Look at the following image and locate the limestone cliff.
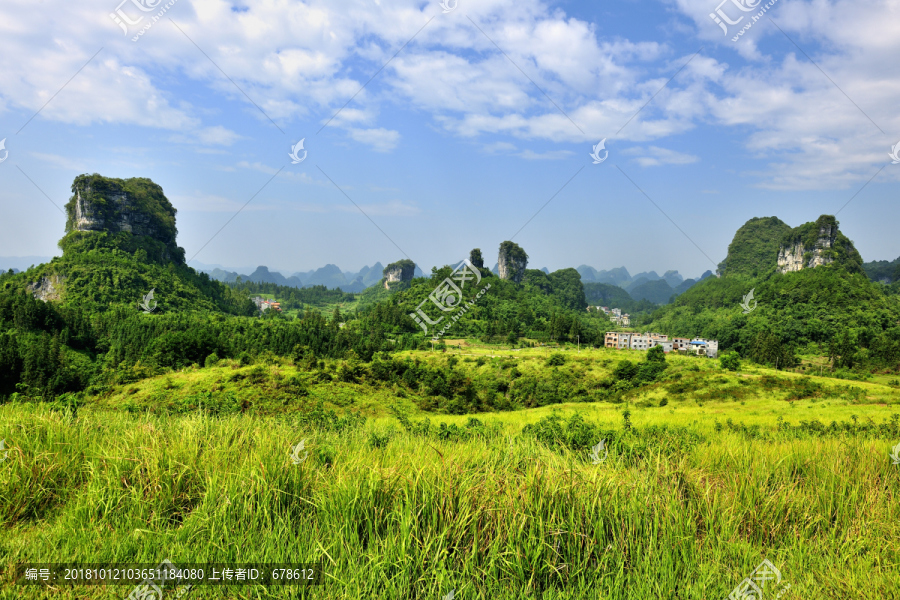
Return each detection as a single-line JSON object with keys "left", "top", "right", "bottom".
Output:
{"left": 498, "top": 241, "right": 528, "bottom": 283}
{"left": 383, "top": 259, "right": 415, "bottom": 289}
{"left": 776, "top": 215, "right": 862, "bottom": 275}
{"left": 62, "top": 174, "right": 185, "bottom": 264}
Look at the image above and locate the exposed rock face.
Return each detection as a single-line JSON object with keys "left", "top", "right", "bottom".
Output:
{"left": 776, "top": 217, "right": 855, "bottom": 274}
{"left": 27, "top": 275, "right": 66, "bottom": 302}
{"left": 72, "top": 180, "right": 168, "bottom": 239}
{"left": 383, "top": 259, "right": 415, "bottom": 289}
{"left": 498, "top": 241, "right": 528, "bottom": 283}
{"left": 64, "top": 174, "right": 183, "bottom": 263}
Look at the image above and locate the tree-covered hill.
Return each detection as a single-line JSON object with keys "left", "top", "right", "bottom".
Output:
{"left": 644, "top": 215, "right": 900, "bottom": 368}
{"left": 715, "top": 216, "right": 791, "bottom": 278}
{"left": 371, "top": 263, "right": 611, "bottom": 345}
{"left": 628, "top": 279, "right": 676, "bottom": 305}
{"left": 864, "top": 256, "right": 900, "bottom": 284}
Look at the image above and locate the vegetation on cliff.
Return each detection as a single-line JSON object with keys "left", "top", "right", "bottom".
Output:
{"left": 715, "top": 216, "right": 791, "bottom": 278}
{"left": 780, "top": 215, "right": 863, "bottom": 274}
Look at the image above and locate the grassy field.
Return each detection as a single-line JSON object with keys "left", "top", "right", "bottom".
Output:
{"left": 2, "top": 346, "right": 900, "bottom": 598}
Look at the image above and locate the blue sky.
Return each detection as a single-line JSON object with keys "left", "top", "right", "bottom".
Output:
{"left": 0, "top": 0, "right": 898, "bottom": 278}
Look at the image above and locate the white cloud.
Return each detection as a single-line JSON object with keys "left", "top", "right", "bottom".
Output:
{"left": 0, "top": 0, "right": 897, "bottom": 190}
{"left": 346, "top": 127, "right": 400, "bottom": 152}
{"left": 29, "top": 152, "right": 89, "bottom": 172}
{"left": 170, "top": 125, "right": 242, "bottom": 147}
{"left": 623, "top": 145, "right": 699, "bottom": 167}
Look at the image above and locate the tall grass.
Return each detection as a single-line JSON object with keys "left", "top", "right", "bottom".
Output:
{"left": 1, "top": 403, "right": 899, "bottom": 599}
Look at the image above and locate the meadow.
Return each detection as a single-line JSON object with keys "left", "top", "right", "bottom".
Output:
{"left": 2, "top": 345, "right": 899, "bottom": 599}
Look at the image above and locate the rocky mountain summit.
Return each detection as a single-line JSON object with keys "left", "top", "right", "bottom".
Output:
{"left": 383, "top": 259, "right": 415, "bottom": 289}
{"left": 498, "top": 241, "right": 528, "bottom": 283}
{"left": 776, "top": 215, "right": 863, "bottom": 275}
{"left": 62, "top": 174, "right": 185, "bottom": 264}
{"left": 715, "top": 215, "right": 861, "bottom": 278}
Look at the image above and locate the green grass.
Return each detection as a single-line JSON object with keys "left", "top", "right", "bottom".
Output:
{"left": 2, "top": 398, "right": 900, "bottom": 599}
{"left": 2, "top": 347, "right": 900, "bottom": 598}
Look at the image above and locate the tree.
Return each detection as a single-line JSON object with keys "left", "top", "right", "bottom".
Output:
{"left": 646, "top": 345, "right": 666, "bottom": 363}
{"left": 829, "top": 329, "right": 857, "bottom": 370}
{"left": 469, "top": 248, "right": 484, "bottom": 269}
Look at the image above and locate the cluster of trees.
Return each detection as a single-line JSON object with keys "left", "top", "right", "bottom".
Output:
{"left": 228, "top": 280, "right": 356, "bottom": 311}
{"left": 381, "top": 263, "right": 612, "bottom": 345}
{"left": 0, "top": 283, "right": 406, "bottom": 399}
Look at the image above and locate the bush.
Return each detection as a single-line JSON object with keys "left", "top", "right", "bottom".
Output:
{"left": 522, "top": 413, "right": 602, "bottom": 451}
{"left": 204, "top": 352, "right": 220, "bottom": 368}
{"left": 613, "top": 360, "right": 638, "bottom": 381}
{"left": 719, "top": 352, "right": 741, "bottom": 371}
{"left": 367, "top": 429, "right": 393, "bottom": 449}
{"left": 546, "top": 353, "right": 566, "bottom": 366}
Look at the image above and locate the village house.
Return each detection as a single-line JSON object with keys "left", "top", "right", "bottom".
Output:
{"left": 672, "top": 337, "right": 691, "bottom": 351}
{"left": 605, "top": 331, "right": 717, "bottom": 357}
{"left": 689, "top": 338, "right": 718, "bottom": 358}
{"left": 251, "top": 296, "right": 282, "bottom": 312}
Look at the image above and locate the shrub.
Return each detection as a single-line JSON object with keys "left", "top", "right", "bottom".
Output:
{"left": 204, "top": 352, "right": 220, "bottom": 368}
{"left": 521, "top": 413, "right": 602, "bottom": 451}
{"left": 613, "top": 360, "right": 638, "bottom": 381}
{"left": 546, "top": 353, "right": 566, "bottom": 366}
{"left": 719, "top": 352, "right": 741, "bottom": 371}
{"left": 367, "top": 429, "right": 393, "bottom": 449}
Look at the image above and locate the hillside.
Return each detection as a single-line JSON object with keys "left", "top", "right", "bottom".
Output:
{"left": 629, "top": 279, "right": 676, "bottom": 305}
{"left": 645, "top": 215, "right": 900, "bottom": 366}
{"left": 863, "top": 256, "right": 900, "bottom": 284}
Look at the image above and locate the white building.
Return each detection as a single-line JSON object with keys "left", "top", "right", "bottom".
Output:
{"left": 689, "top": 338, "right": 719, "bottom": 358}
